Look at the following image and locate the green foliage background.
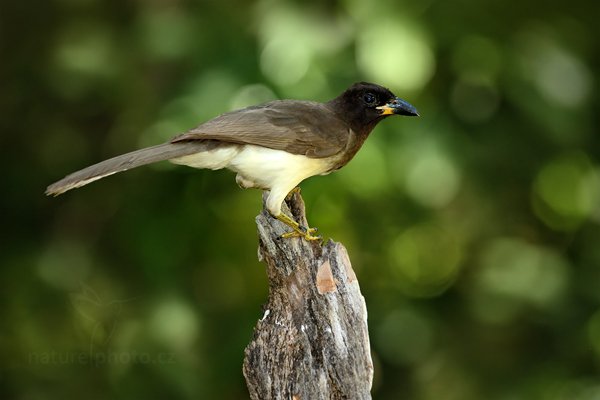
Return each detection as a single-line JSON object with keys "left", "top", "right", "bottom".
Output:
{"left": 1, "top": 0, "right": 599, "bottom": 398}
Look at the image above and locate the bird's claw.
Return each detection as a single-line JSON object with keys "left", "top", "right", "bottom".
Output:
{"left": 281, "top": 226, "right": 321, "bottom": 241}
{"left": 275, "top": 212, "right": 321, "bottom": 242}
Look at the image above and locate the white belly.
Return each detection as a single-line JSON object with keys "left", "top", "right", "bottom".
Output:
{"left": 229, "top": 145, "right": 332, "bottom": 188}
{"left": 170, "top": 144, "right": 335, "bottom": 215}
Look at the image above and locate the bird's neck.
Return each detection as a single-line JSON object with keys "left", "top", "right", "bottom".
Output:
{"left": 325, "top": 100, "right": 382, "bottom": 139}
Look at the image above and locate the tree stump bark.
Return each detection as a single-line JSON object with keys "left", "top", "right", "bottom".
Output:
{"left": 243, "top": 191, "right": 373, "bottom": 400}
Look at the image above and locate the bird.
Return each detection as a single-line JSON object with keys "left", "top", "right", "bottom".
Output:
{"left": 46, "top": 82, "right": 418, "bottom": 240}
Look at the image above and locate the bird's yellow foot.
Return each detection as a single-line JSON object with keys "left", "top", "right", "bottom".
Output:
{"left": 276, "top": 213, "right": 321, "bottom": 241}
{"left": 281, "top": 226, "right": 320, "bottom": 241}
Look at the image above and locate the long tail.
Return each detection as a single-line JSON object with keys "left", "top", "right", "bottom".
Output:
{"left": 46, "top": 141, "right": 212, "bottom": 196}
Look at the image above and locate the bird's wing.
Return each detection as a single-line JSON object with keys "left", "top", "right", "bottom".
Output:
{"left": 170, "top": 100, "right": 350, "bottom": 158}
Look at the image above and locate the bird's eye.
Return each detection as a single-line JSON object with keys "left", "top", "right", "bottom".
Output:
{"left": 363, "top": 93, "right": 377, "bottom": 106}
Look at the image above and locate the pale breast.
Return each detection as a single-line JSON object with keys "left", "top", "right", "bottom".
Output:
{"left": 228, "top": 145, "right": 335, "bottom": 190}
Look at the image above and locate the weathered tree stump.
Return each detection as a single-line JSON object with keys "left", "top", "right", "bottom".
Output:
{"left": 243, "top": 191, "right": 373, "bottom": 400}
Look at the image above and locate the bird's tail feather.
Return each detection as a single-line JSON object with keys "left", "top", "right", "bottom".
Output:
{"left": 45, "top": 141, "right": 212, "bottom": 196}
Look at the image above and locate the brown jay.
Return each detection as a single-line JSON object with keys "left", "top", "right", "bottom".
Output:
{"left": 46, "top": 82, "right": 418, "bottom": 240}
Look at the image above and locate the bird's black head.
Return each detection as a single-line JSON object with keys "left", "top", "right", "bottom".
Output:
{"left": 328, "top": 82, "right": 418, "bottom": 135}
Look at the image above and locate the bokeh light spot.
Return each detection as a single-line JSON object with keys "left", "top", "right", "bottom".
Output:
{"left": 533, "top": 152, "right": 599, "bottom": 230}
{"left": 476, "top": 237, "right": 568, "bottom": 308}
{"left": 256, "top": 4, "right": 352, "bottom": 86}
{"left": 518, "top": 31, "right": 592, "bottom": 108}
{"left": 533, "top": 45, "right": 592, "bottom": 108}
{"left": 229, "top": 84, "right": 277, "bottom": 110}
{"left": 54, "top": 26, "right": 115, "bottom": 77}
{"left": 150, "top": 298, "right": 200, "bottom": 352}
{"left": 336, "top": 139, "right": 388, "bottom": 199}
{"left": 357, "top": 20, "right": 435, "bottom": 92}
{"left": 405, "top": 149, "right": 461, "bottom": 208}
{"left": 260, "top": 38, "right": 310, "bottom": 86}
{"left": 388, "top": 223, "right": 462, "bottom": 297}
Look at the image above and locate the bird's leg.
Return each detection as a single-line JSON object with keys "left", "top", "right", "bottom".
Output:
{"left": 275, "top": 213, "right": 321, "bottom": 241}
{"left": 267, "top": 187, "right": 320, "bottom": 241}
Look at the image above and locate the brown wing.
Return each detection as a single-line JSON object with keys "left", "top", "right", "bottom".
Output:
{"left": 170, "top": 100, "right": 350, "bottom": 158}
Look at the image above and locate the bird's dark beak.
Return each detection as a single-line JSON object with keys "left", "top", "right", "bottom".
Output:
{"left": 377, "top": 98, "right": 419, "bottom": 117}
